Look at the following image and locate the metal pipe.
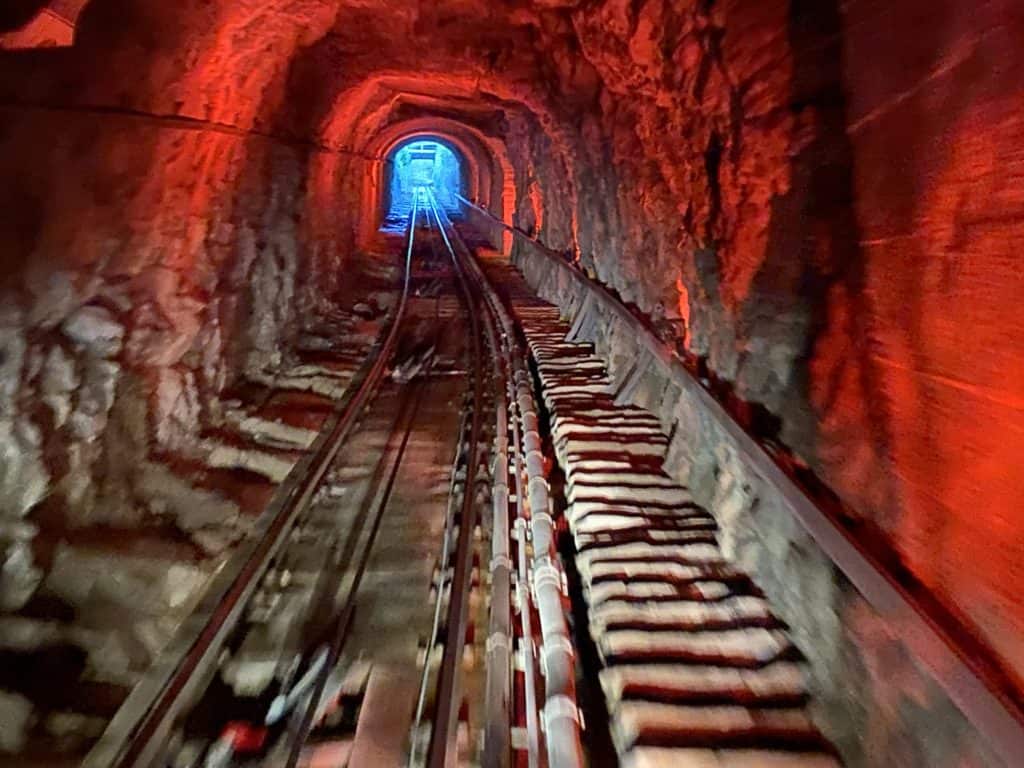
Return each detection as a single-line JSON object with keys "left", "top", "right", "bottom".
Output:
{"left": 543, "top": 696, "right": 584, "bottom": 768}
{"left": 510, "top": 393, "right": 542, "bottom": 768}
{"left": 480, "top": 277, "right": 545, "bottom": 767}
{"left": 423, "top": 190, "right": 488, "bottom": 768}
{"left": 441, "top": 194, "right": 582, "bottom": 768}
{"left": 510, "top": 348, "right": 584, "bottom": 768}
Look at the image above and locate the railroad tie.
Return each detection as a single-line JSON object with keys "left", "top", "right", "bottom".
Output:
{"left": 492, "top": 262, "right": 842, "bottom": 767}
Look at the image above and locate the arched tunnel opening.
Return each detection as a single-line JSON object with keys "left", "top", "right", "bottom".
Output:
{"left": 381, "top": 138, "right": 465, "bottom": 231}
{"left": 0, "top": 2, "right": 1022, "bottom": 767}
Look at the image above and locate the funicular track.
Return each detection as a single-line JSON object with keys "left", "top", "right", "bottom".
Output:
{"left": 70, "top": 187, "right": 871, "bottom": 768}
{"left": 82, "top": 190, "right": 496, "bottom": 768}
{"left": 450, "top": 199, "right": 1024, "bottom": 768}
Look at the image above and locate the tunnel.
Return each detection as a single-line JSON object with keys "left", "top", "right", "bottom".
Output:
{"left": 381, "top": 137, "right": 465, "bottom": 231}
{"left": 0, "top": 1, "right": 1022, "bottom": 767}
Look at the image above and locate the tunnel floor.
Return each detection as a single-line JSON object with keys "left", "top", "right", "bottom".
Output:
{"left": 0, "top": 208, "right": 842, "bottom": 768}
{"left": 0, "top": 201, "right": 1012, "bottom": 768}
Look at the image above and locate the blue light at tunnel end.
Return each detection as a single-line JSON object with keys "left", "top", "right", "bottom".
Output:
{"left": 383, "top": 139, "right": 464, "bottom": 229}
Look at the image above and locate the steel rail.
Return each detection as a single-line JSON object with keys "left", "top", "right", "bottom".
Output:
{"left": 421, "top": 189, "right": 489, "bottom": 768}
{"left": 456, "top": 193, "right": 1024, "bottom": 768}
{"left": 272, "top": 191, "right": 470, "bottom": 765}
{"left": 439, "top": 203, "right": 583, "bottom": 768}
{"left": 408, "top": 409, "right": 472, "bottom": 768}
{"left": 85, "top": 192, "right": 423, "bottom": 768}
{"left": 409, "top": 201, "right": 482, "bottom": 767}
{"left": 277, "top": 193, "right": 431, "bottom": 766}
{"left": 283, "top": 376, "right": 429, "bottom": 768}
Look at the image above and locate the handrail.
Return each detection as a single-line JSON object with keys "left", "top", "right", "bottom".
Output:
{"left": 456, "top": 194, "right": 1024, "bottom": 767}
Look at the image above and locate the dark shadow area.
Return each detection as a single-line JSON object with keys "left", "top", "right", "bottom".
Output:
{"left": 0, "top": 1, "right": 50, "bottom": 32}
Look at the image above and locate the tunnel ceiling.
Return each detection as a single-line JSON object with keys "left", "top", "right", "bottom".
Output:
{"left": 2, "top": 0, "right": 1024, "bottom": 709}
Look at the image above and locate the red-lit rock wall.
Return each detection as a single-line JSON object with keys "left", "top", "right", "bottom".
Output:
{"left": 826, "top": 0, "right": 1024, "bottom": 686}
{"left": 0, "top": 11, "right": 73, "bottom": 49}
{"left": 0, "top": 2, "right": 88, "bottom": 49}
{"left": 0, "top": 0, "right": 1021, "bottom": 753}
{"left": 506, "top": 0, "right": 1024, "bottom": 705}
{"left": 0, "top": 0, "right": 352, "bottom": 609}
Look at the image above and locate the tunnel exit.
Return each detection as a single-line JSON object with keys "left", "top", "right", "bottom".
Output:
{"left": 382, "top": 138, "right": 463, "bottom": 230}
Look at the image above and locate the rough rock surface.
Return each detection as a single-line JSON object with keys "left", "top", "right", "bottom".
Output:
{"left": 0, "top": 689, "right": 34, "bottom": 752}
{"left": 512, "top": 242, "right": 1004, "bottom": 768}
{"left": 33, "top": 544, "right": 210, "bottom": 683}
{"left": 0, "top": 0, "right": 1021, "bottom": 763}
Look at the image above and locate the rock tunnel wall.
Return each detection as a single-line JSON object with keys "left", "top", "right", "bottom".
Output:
{"left": 488, "top": 218, "right": 1004, "bottom": 768}
{"left": 493, "top": 0, "right": 1024, "bottom": 717}
{"left": 0, "top": 112, "right": 345, "bottom": 599}
{"left": 0, "top": 0, "right": 362, "bottom": 611}
{"left": 0, "top": 0, "right": 1020, "bottom": 760}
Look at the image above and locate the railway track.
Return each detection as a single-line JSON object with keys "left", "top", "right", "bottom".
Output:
{"left": 468, "top": 250, "right": 842, "bottom": 768}
{"left": 76, "top": 193, "right": 863, "bottom": 768}
{"left": 82, "top": 190, "right": 496, "bottom": 768}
